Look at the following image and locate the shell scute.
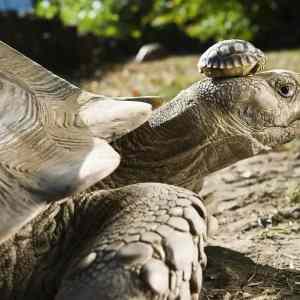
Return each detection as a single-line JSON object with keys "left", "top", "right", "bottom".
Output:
{"left": 198, "top": 39, "right": 266, "bottom": 78}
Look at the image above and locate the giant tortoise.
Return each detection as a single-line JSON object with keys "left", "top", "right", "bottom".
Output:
{"left": 0, "top": 40, "right": 299, "bottom": 300}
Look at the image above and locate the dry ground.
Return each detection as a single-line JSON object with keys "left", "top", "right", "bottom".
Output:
{"left": 200, "top": 144, "right": 300, "bottom": 299}
{"left": 82, "top": 49, "right": 300, "bottom": 299}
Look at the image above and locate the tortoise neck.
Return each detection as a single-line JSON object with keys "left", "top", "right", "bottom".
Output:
{"left": 105, "top": 89, "right": 256, "bottom": 193}
{"left": 104, "top": 100, "right": 195, "bottom": 192}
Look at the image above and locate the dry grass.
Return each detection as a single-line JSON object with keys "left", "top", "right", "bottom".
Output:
{"left": 81, "top": 48, "right": 300, "bottom": 101}
{"left": 81, "top": 55, "right": 201, "bottom": 100}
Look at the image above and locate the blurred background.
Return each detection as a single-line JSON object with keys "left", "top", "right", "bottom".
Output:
{"left": 1, "top": 0, "right": 300, "bottom": 98}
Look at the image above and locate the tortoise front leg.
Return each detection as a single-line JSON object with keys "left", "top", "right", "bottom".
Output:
{"left": 55, "top": 183, "right": 209, "bottom": 300}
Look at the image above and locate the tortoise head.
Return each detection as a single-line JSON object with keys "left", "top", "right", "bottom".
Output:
{"left": 0, "top": 41, "right": 152, "bottom": 243}
{"left": 220, "top": 70, "right": 300, "bottom": 149}
{"left": 183, "top": 69, "right": 300, "bottom": 156}
{"left": 192, "top": 40, "right": 300, "bottom": 156}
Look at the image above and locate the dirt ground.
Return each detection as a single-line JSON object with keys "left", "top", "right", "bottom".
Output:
{"left": 200, "top": 142, "right": 300, "bottom": 299}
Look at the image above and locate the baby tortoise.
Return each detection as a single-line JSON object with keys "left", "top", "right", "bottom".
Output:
{"left": 198, "top": 39, "right": 266, "bottom": 78}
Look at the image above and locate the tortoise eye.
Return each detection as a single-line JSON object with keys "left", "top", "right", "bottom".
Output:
{"left": 279, "top": 85, "right": 290, "bottom": 97}
{"left": 276, "top": 81, "right": 296, "bottom": 98}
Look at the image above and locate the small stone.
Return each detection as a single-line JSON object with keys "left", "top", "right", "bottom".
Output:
{"left": 135, "top": 43, "right": 166, "bottom": 63}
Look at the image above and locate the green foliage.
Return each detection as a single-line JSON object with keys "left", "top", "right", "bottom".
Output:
{"left": 35, "top": 0, "right": 154, "bottom": 39}
{"left": 34, "top": 0, "right": 255, "bottom": 41}
{"left": 150, "top": 0, "right": 254, "bottom": 41}
{"left": 34, "top": 0, "right": 300, "bottom": 49}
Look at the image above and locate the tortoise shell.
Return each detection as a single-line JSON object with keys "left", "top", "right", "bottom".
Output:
{"left": 198, "top": 39, "right": 266, "bottom": 78}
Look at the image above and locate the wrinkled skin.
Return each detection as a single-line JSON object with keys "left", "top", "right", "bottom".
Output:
{"left": 2, "top": 70, "right": 300, "bottom": 300}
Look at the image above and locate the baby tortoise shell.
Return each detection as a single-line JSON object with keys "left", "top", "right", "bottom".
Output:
{"left": 198, "top": 39, "right": 266, "bottom": 78}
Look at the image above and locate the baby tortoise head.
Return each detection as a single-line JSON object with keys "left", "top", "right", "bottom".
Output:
{"left": 198, "top": 39, "right": 266, "bottom": 78}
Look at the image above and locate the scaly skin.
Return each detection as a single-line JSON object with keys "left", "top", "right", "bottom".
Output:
{"left": 0, "top": 183, "right": 208, "bottom": 300}
{"left": 2, "top": 70, "right": 300, "bottom": 300}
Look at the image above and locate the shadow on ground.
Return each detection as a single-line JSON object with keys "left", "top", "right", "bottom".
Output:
{"left": 202, "top": 246, "right": 300, "bottom": 299}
